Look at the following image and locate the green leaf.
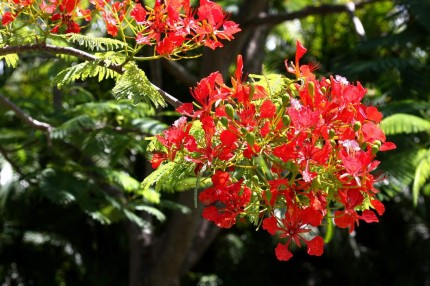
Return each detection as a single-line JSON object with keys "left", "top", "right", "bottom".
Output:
{"left": 132, "top": 118, "right": 168, "bottom": 135}
{"left": 99, "top": 169, "right": 140, "bottom": 192}
{"left": 380, "top": 113, "right": 430, "bottom": 135}
{"left": 53, "top": 61, "right": 117, "bottom": 88}
{"left": 112, "top": 63, "right": 166, "bottom": 107}
{"left": 51, "top": 114, "right": 96, "bottom": 139}
{"left": 141, "top": 188, "right": 161, "bottom": 204}
{"left": 140, "top": 161, "right": 177, "bottom": 194}
{"left": 57, "top": 33, "right": 128, "bottom": 51}
{"left": 134, "top": 205, "right": 166, "bottom": 222}
{"left": 0, "top": 54, "right": 19, "bottom": 68}
{"left": 413, "top": 149, "right": 430, "bottom": 205}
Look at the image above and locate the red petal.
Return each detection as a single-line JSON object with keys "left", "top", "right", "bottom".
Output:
{"left": 362, "top": 122, "right": 386, "bottom": 142}
{"left": 275, "top": 243, "right": 293, "bottom": 261}
{"left": 334, "top": 210, "right": 355, "bottom": 232}
{"left": 295, "top": 40, "right": 307, "bottom": 64}
{"left": 366, "top": 106, "right": 383, "bottom": 123}
{"left": 260, "top": 100, "right": 276, "bottom": 118}
{"left": 2, "top": 12, "right": 16, "bottom": 26}
{"left": 379, "top": 141, "right": 396, "bottom": 151}
{"left": 360, "top": 210, "right": 379, "bottom": 223}
{"left": 130, "top": 3, "right": 147, "bottom": 24}
{"left": 262, "top": 216, "right": 279, "bottom": 235}
{"left": 176, "top": 103, "right": 194, "bottom": 116}
{"left": 306, "top": 236, "right": 324, "bottom": 256}
{"left": 220, "top": 129, "right": 238, "bottom": 146}
{"left": 235, "top": 55, "right": 243, "bottom": 82}
{"left": 371, "top": 200, "right": 385, "bottom": 216}
{"left": 211, "top": 171, "right": 230, "bottom": 187}
{"left": 301, "top": 207, "right": 323, "bottom": 227}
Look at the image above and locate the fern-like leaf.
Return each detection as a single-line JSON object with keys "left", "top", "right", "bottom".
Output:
{"left": 413, "top": 148, "right": 430, "bottom": 205}
{"left": 134, "top": 205, "right": 166, "bottom": 222}
{"left": 380, "top": 113, "right": 430, "bottom": 135}
{"left": 53, "top": 33, "right": 128, "bottom": 51}
{"left": 250, "top": 73, "right": 291, "bottom": 98}
{"left": 140, "top": 162, "right": 177, "bottom": 197}
{"left": 132, "top": 117, "right": 168, "bottom": 135}
{"left": 112, "top": 63, "right": 166, "bottom": 107}
{"left": 51, "top": 114, "right": 96, "bottom": 139}
{"left": 0, "top": 54, "right": 19, "bottom": 68}
{"left": 99, "top": 169, "right": 140, "bottom": 192}
{"left": 53, "top": 60, "right": 118, "bottom": 88}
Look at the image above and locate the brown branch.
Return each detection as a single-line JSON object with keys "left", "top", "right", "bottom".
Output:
{"left": 0, "top": 44, "right": 184, "bottom": 108}
{"left": 241, "top": 0, "right": 386, "bottom": 29}
{"left": 0, "top": 92, "right": 53, "bottom": 146}
{"left": 0, "top": 92, "right": 52, "bottom": 132}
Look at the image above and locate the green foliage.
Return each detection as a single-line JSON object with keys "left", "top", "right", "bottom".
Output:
{"left": 53, "top": 60, "right": 118, "bottom": 88}
{"left": 381, "top": 113, "right": 430, "bottom": 135}
{"left": 413, "top": 149, "right": 430, "bottom": 205}
{"left": 0, "top": 54, "right": 19, "bottom": 68}
{"left": 112, "top": 63, "right": 167, "bottom": 107}
{"left": 140, "top": 159, "right": 211, "bottom": 197}
{"left": 55, "top": 33, "right": 128, "bottom": 51}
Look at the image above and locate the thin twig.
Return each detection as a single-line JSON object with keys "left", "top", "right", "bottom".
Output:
{"left": 0, "top": 44, "right": 184, "bottom": 108}
{"left": 0, "top": 93, "right": 52, "bottom": 131}
{"left": 0, "top": 92, "right": 53, "bottom": 146}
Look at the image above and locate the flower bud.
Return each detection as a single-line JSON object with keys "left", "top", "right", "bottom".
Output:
{"left": 225, "top": 104, "right": 235, "bottom": 119}
{"left": 329, "top": 129, "right": 336, "bottom": 139}
{"left": 330, "top": 139, "right": 336, "bottom": 147}
{"left": 246, "top": 132, "right": 255, "bottom": 146}
{"left": 353, "top": 121, "right": 362, "bottom": 132}
{"left": 373, "top": 140, "right": 382, "bottom": 147}
{"left": 282, "top": 115, "right": 291, "bottom": 127}
{"left": 288, "top": 83, "right": 298, "bottom": 97}
{"left": 249, "top": 84, "right": 255, "bottom": 100}
{"left": 220, "top": 117, "right": 229, "bottom": 127}
{"left": 308, "top": 81, "right": 315, "bottom": 98}
{"left": 281, "top": 93, "right": 290, "bottom": 105}
{"left": 321, "top": 86, "right": 326, "bottom": 93}
{"left": 371, "top": 144, "right": 380, "bottom": 155}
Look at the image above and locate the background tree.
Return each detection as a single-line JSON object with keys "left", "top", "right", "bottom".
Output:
{"left": 1, "top": 0, "right": 430, "bottom": 286}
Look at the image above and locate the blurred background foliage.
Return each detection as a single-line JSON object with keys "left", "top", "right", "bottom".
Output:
{"left": 1, "top": 0, "right": 430, "bottom": 285}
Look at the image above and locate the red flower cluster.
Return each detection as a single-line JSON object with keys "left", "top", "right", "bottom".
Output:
{"left": 2, "top": 0, "right": 91, "bottom": 33}
{"left": 150, "top": 41, "right": 396, "bottom": 261}
{"left": 128, "top": 0, "right": 240, "bottom": 55}
{"left": 1, "top": 0, "right": 240, "bottom": 57}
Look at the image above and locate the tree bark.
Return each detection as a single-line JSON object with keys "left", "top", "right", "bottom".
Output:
{"left": 144, "top": 191, "right": 204, "bottom": 286}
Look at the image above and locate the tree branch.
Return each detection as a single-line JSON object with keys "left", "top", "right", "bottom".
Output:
{"left": 0, "top": 92, "right": 52, "bottom": 132}
{"left": 241, "top": 0, "right": 386, "bottom": 29}
{"left": 0, "top": 44, "right": 184, "bottom": 108}
{"left": 0, "top": 92, "right": 53, "bottom": 145}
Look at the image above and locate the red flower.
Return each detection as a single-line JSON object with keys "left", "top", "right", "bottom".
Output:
{"left": 262, "top": 206, "right": 324, "bottom": 261}
{"left": 334, "top": 189, "right": 379, "bottom": 233}
{"left": 200, "top": 172, "right": 251, "bottom": 228}
{"left": 1, "top": 12, "right": 16, "bottom": 26}
{"left": 260, "top": 100, "right": 276, "bottom": 119}
{"left": 130, "top": 3, "right": 146, "bottom": 24}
